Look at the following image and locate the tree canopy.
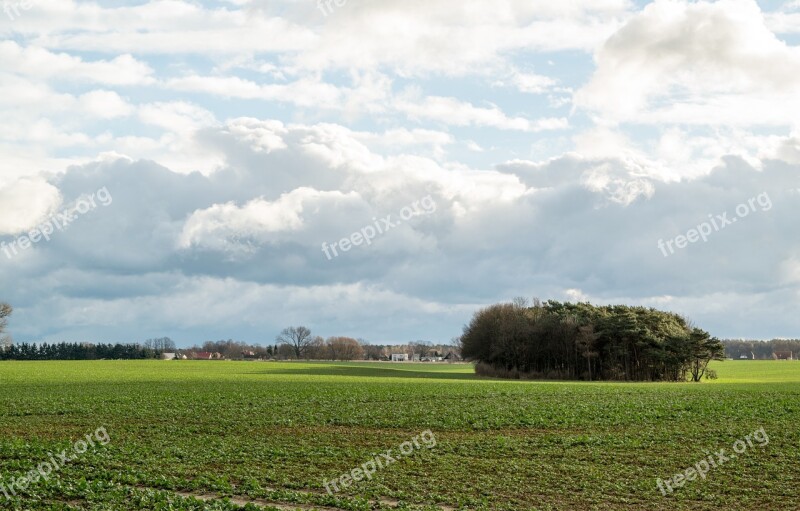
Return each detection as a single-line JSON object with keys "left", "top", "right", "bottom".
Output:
{"left": 276, "top": 326, "right": 315, "bottom": 359}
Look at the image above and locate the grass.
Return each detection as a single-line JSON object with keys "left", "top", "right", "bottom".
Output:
{"left": 0, "top": 359, "right": 798, "bottom": 510}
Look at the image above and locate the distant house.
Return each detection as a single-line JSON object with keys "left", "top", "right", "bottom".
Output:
{"left": 421, "top": 356, "right": 443, "bottom": 362}
{"left": 194, "top": 352, "right": 223, "bottom": 360}
{"left": 774, "top": 351, "right": 794, "bottom": 360}
{"left": 391, "top": 353, "right": 409, "bottom": 362}
{"left": 161, "top": 352, "right": 176, "bottom": 360}
{"left": 443, "top": 351, "right": 462, "bottom": 362}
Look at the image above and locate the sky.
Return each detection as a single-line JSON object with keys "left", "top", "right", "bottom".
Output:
{"left": 1, "top": 0, "right": 800, "bottom": 346}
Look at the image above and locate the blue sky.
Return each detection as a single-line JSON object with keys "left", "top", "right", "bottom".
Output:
{"left": 1, "top": 0, "right": 800, "bottom": 346}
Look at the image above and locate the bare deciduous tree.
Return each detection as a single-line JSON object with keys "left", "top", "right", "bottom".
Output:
{"left": 0, "top": 302, "right": 12, "bottom": 349}
{"left": 276, "top": 326, "right": 314, "bottom": 359}
{"left": 144, "top": 337, "right": 176, "bottom": 351}
{"left": 326, "top": 337, "right": 364, "bottom": 361}
{"left": 410, "top": 340, "right": 433, "bottom": 358}
{"left": 276, "top": 343, "right": 297, "bottom": 360}
{"left": 306, "top": 336, "right": 326, "bottom": 359}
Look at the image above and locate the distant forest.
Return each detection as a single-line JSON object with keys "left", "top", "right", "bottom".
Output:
{"left": 461, "top": 299, "right": 725, "bottom": 382}
{"left": 2, "top": 300, "right": 797, "bottom": 364}
{"left": 721, "top": 339, "right": 800, "bottom": 359}
{"left": 0, "top": 338, "right": 458, "bottom": 362}
{"left": 0, "top": 342, "right": 162, "bottom": 360}
{"left": 0, "top": 304, "right": 457, "bottom": 361}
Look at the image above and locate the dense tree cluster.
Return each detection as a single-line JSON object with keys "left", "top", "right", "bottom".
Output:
{"left": 461, "top": 300, "right": 724, "bottom": 381}
{"left": 0, "top": 342, "right": 162, "bottom": 360}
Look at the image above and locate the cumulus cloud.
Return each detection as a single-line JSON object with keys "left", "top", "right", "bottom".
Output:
{"left": 576, "top": 0, "right": 800, "bottom": 126}
{"left": 79, "top": 90, "right": 134, "bottom": 119}
{"left": 0, "top": 41, "right": 155, "bottom": 85}
{"left": 0, "top": 178, "right": 61, "bottom": 234}
{"left": 291, "top": 0, "right": 632, "bottom": 75}
{"left": 2, "top": 0, "right": 800, "bottom": 344}
{"left": 2, "top": 118, "right": 799, "bottom": 342}
{"left": 178, "top": 187, "right": 358, "bottom": 254}
{"left": 164, "top": 75, "right": 345, "bottom": 109}
{"left": 396, "top": 94, "right": 568, "bottom": 132}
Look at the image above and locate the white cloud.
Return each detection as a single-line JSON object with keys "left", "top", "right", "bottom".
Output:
{"left": 19, "top": 1, "right": 315, "bottom": 55}
{"left": 775, "top": 134, "right": 800, "bottom": 163}
{"left": 765, "top": 0, "right": 800, "bottom": 33}
{"left": 138, "top": 101, "right": 217, "bottom": 133}
{"left": 292, "top": 0, "right": 632, "bottom": 75}
{"left": 178, "top": 187, "right": 356, "bottom": 253}
{"left": 396, "top": 94, "right": 568, "bottom": 132}
{"left": 17, "top": 0, "right": 631, "bottom": 77}
{"left": 0, "top": 178, "right": 61, "bottom": 234}
{"left": 493, "top": 70, "right": 558, "bottom": 94}
{"left": 576, "top": 0, "right": 800, "bottom": 127}
{"left": 165, "top": 75, "right": 344, "bottom": 108}
{"left": 3, "top": 0, "right": 800, "bottom": 344}
{"left": 79, "top": 90, "right": 134, "bottom": 119}
{"left": 0, "top": 42, "right": 154, "bottom": 85}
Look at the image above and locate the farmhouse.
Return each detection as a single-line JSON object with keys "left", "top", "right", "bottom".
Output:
{"left": 443, "top": 351, "right": 462, "bottom": 362}
{"left": 774, "top": 351, "right": 794, "bottom": 360}
{"left": 194, "top": 352, "right": 223, "bottom": 360}
{"left": 161, "top": 352, "right": 176, "bottom": 360}
{"left": 391, "top": 353, "right": 409, "bottom": 362}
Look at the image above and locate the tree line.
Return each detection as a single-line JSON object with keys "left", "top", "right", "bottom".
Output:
{"left": 0, "top": 303, "right": 168, "bottom": 360}
{"left": 269, "top": 327, "right": 456, "bottom": 361}
{"left": 184, "top": 335, "right": 368, "bottom": 361}
{"left": 0, "top": 304, "right": 457, "bottom": 361}
{"left": 721, "top": 339, "right": 800, "bottom": 359}
{"left": 460, "top": 299, "right": 724, "bottom": 382}
{"left": 0, "top": 342, "right": 163, "bottom": 360}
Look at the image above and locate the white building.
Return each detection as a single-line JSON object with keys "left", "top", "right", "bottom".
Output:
{"left": 390, "top": 353, "right": 409, "bottom": 362}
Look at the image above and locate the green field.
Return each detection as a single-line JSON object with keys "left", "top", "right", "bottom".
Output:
{"left": 0, "top": 360, "right": 798, "bottom": 510}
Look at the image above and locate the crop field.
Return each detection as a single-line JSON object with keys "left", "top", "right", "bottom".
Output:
{"left": 0, "top": 360, "right": 798, "bottom": 511}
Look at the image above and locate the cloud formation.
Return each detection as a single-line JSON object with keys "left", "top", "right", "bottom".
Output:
{"left": 1, "top": 0, "right": 799, "bottom": 345}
